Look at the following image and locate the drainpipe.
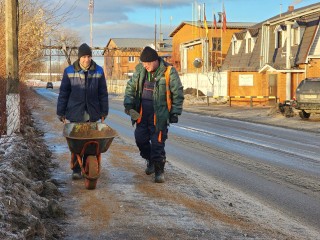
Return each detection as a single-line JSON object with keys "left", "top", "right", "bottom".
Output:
{"left": 260, "top": 25, "right": 265, "bottom": 67}
{"left": 305, "top": 57, "right": 308, "bottom": 79}
{"left": 285, "top": 21, "right": 293, "bottom": 100}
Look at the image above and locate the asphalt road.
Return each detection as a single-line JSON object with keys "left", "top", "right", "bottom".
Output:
{"left": 36, "top": 88, "right": 320, "bottom": 232}
{"left": 109, "top": 99, "right": 320, "bottom": 231}
{"left": 172, "top": 111, "right": 320, "bottom": 227}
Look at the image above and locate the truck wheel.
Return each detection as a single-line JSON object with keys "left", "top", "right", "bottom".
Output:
{"left": 84, "top": 156, "right": 98, "bottom": 190}
{"left": 299, "top": 110, "right": 310, "bottom": 119}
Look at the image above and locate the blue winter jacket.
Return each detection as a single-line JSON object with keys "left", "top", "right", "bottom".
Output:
{"left": 57, "top": 60, "right": 109, "bottom": 122}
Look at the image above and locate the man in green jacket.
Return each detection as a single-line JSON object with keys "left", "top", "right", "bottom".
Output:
{"left": 124, "top": 46, "right": 184, "bottom": 183}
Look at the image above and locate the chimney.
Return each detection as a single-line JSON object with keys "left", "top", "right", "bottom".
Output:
{"left": 288, "top": 5, "right": 294, "bottom": 12}
{"left": 218, "top": 12, "right": 222, "bottom": 23}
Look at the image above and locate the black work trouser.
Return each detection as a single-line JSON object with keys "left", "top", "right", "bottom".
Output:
{"left": 134, "top": 100, "right": 168, "bottom": 163}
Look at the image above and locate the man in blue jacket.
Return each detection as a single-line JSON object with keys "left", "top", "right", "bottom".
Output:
{"left": 57, "top": 43, "right": 109, "bottom": 179}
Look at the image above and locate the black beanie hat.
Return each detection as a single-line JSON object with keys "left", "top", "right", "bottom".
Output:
{"left": 140, "top": 46, "right": 158, "bottom": 62}
{"left": 78, "top": 43, "right": 92, "bottom": 59}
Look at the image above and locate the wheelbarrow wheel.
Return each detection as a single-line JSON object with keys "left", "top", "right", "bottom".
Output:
{"left": 84, "top": 155, "right": 99, "bottom": 190}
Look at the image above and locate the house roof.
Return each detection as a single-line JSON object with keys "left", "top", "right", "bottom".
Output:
{"left": 248, "top": 29, "right": 259, "bottom": 38}
{"left": 234, "top": 32, "right": 245, "bottom": 40}
{"left": 169, "top": 21, "right": 256, "bottom": 37}
{"left": 222, "top": 2, "right": 320, "bottom": 72}
{"left": 106, "top": 38, "right": 153, "bottom": 48}
{"left": 104, "top": 38, "right": 172, "bottom": 54}
{"left": 263, "top": 2, "right": 320, "bottom": 25}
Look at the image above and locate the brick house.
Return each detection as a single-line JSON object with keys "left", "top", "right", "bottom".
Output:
{"left": 222, "top": 3, "right": 320, "bottom": 103}
{"left": 103, "top": 38, "right": 172, "bottom": 79}
{"left": 169, "top": 19, "right": 255, "bottom": 73}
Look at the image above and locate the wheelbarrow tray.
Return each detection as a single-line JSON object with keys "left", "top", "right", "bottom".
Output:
{"left": 63, "top": 122, "right": 117, "bottom": 155}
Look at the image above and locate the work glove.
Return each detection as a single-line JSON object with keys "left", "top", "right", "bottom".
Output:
{"left": 58, "top": 115, "right": 65, "bottom": 123}
{"left": 125, "top": 108, "right": 141, "bottom": 121}
{"left": 129, "top": 109, "right": 141, "bottom": 120}
{"left": 124, "top": 108, "right": 130, "bottom": 115}
{"left": 169, "top": 114, "right": 178, "bottom": 123}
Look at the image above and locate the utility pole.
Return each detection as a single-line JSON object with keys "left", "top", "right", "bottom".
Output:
{"left": 159, "top": 0, "right": 162, "bottom": 45}
{"left": 89, "top": 0, "right": 94, "bottom": 47}
{"left": 6, "top": 0, "right": 20, "bottom": 135}
{"left": 49, "top": 39, "right": 52, "bottom": 82}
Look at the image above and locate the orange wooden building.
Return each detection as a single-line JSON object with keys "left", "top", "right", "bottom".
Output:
{"left": 103, "top": 38, "right": 172, "bottom": 79}
{"left": 169, "top": 19, "right": 255, "bottom": 73}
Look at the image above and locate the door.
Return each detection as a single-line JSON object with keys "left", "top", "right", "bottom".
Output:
{"left": 268, "top": 74, "right": 278, "bottom": 104}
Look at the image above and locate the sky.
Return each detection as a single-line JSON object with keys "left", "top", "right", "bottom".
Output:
{"left": 52, "top": 0, "right": 320, "bottom": 47}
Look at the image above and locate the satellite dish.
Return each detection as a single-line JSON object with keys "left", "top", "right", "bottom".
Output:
{"left": 193, "top": 58, "right": 202, "bottom": 68}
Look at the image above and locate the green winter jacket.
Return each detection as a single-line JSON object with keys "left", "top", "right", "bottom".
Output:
{"left": 124, "top": 58, "right": 184, "bottom": 131}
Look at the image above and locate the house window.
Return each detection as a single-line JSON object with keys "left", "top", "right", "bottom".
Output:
{"left": 232, "top": 40, "right": 237, "bottom": 55}
{"left": 277, "top": 31, "right": 282, "bottom": 48}
{"left": 128, "top": 56, "right": 135, "bottom": 63}
{"left": 274, "top": 25, "right": 285, "bottom": 48}
{"left": 246, "top": 38, "right": 251, "bottom": 53}
{"left": 115, "top": 57, "right": 120, "bottom": 64}
{"left": 231, "top": 37, "right": 240, "bottom": 55}
{"left": 212, "top": 38, "right": 221, "bottom": 51}
{"left": 292, "top": 22, "right": 304, "bottom": 46}
{"left": 243, "top": 30, "right": 255, "bottom": 53}
{"left": 293, "top": 28, "right": 299, "bottom": 45}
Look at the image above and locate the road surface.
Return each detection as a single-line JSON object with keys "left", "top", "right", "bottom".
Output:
{"left": 34, "top": 88, "right": 320, "bottom": 239}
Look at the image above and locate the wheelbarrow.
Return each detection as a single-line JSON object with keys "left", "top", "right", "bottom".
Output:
{"left": 63, "top": 122, "right": 117, "bottom": 190}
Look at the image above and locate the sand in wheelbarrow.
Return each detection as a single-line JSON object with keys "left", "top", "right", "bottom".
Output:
{"left": 69, "top": 123, "right": 113, "bottom": 139}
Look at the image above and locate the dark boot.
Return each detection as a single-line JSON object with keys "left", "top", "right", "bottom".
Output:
{"left": 145, "top": 159, "right": 155, "bottom": 175}
{"left": 71, "top": 154, "right": 82, "bottom": 180}
{"left": 72, "top": 168, "right": 82, "bottom": 180}
{"left": 154, "top": 161, "right": 165, "bottom": 183}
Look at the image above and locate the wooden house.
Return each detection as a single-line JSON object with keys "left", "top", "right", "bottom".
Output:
{"left": 169, "top": 18, "right": 255, "bottom": 73}
{"left": 222, "top": 3, "right": 320, "bottom": 103}
{"left": 103, "top": 38, "right": 172, "bottom": 79}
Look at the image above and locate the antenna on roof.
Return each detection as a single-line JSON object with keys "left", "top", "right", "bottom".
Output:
{"left": 280, "top": 0, "right": 282, "bottom": 17}
{"left": 192, "top": 1, "right": 196, "bottom": 37}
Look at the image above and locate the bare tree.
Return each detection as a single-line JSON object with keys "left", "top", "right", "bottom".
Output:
{"left": 0, "top": 0, "right": 79, "bottom": 79}
{"left": 51, "top": 28, "right": 81, "bottom": 66}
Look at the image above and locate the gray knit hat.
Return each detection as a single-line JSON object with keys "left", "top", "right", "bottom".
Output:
{"left": 78, "top": 43, "right": 92, "bottom": 59}
{"left": 140, "top": 46, "right": 158, "bottom": 62}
